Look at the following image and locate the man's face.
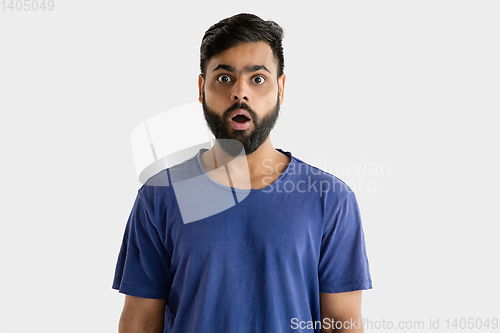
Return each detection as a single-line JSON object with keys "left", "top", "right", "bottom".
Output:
{"left": 199, "top": 41, "right": 285, "bottom": 156}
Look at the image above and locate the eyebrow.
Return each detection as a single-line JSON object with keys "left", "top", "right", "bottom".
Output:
{"left": 212, "top": 64, "right": 271, "bottom": 74}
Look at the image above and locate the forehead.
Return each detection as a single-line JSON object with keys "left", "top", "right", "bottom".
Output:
{"left": 206, "top": 41, "right": 277, "bottom": 74}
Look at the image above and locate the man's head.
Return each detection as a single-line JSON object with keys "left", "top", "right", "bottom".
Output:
{"left": 198, "top": 14, "right": 286, "bottom": 157}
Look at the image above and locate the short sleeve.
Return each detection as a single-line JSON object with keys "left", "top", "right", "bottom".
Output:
{"left": 112, "top": 189, "right": 171, "bottom": 299}
{"left": 318, "top": 190, "right": 372, "bottom": 293}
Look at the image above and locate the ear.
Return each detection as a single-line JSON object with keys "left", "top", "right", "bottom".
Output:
{"left": 278, "top": 74, "right": 286, "bottom": 105}
{"left": 198, "top": 74, "right": 205, "bottom": 104}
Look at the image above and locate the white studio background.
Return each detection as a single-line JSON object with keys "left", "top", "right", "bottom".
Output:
{"left": 1, "top": 1, "right": 499, "bottom": 332}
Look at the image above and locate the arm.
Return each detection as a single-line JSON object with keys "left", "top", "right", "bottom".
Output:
{"left": 119, "top": 295, "right": 167, "bottom": 333}
{"left": 320, "top": 291, "right": 363, "bottom": 333}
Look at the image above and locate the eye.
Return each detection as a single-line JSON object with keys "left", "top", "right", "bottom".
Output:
{"left": 216, "top": 74, "right": 232, "bottom": 83}
{"left": 252, "top": 75, "right": 266, "bottom": 85}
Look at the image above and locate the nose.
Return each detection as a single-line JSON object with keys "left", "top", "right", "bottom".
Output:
{"left": 230, "top": 80, "right": 250, "bottom": 102}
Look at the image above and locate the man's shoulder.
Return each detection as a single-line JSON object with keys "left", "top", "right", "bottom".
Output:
{"left": 137, "top": 152, "right": 201, "bottom": 201}
{"left": 142, "top": 153, "right": 200, "bottom": 187}
{"left": 288, "top": 154, "right": 354, "bottom": 196}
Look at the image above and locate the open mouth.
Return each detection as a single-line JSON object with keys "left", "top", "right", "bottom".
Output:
{"left": 232, "top": 114, "right": 250, "bottom": 123}
{"left": 229, "top": 109, "right": 252, "bottom": 130}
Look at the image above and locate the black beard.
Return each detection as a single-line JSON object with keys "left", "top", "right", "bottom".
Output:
{"left": 202, "top": 95, "right": 280, "bottom": 157}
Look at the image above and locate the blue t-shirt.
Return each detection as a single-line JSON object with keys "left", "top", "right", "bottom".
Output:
{"left": 113, "top": 149, "right": 372, "bottom": 332}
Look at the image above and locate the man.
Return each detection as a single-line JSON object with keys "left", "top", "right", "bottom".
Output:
{"left": 113, "top": 13, "right": 372, "bottom": 333}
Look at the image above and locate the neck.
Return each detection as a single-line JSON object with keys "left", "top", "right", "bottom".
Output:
{"left": 200, "top": 137, "right": 291, "bottom": 189}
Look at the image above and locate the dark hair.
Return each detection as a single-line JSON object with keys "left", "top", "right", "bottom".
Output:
{"left": 200, "top": 13, "right": 285, "bottom": 78}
